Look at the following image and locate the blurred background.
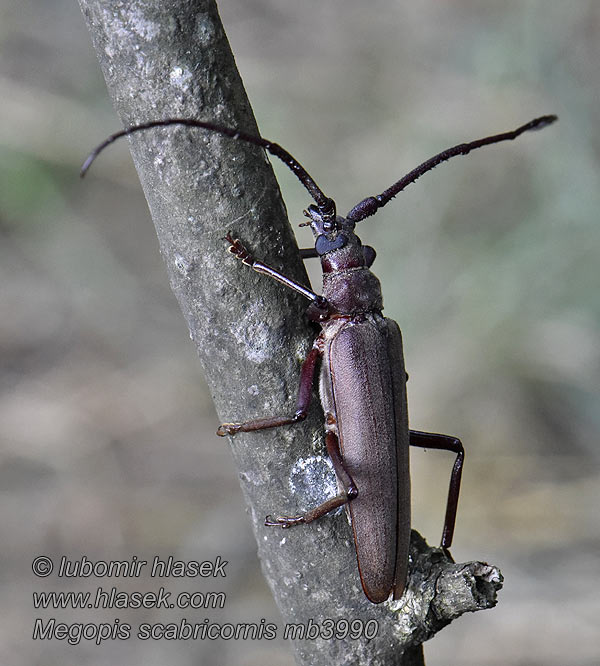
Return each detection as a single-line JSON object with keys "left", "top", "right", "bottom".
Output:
{"left": 1, "top": 1, "right": 598, "bottom": 664}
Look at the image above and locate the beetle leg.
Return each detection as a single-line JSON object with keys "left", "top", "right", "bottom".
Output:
{"left": 299, "top": 247, "right": 319, "bottom": 260}
{"left": 225, "top": 234, "right": 328, "bottom": 309}
{"left": 217, "top": 347, "right": 321, "bottom": 436}
{"left": 409, "top": 430, "right": 464, "bottom": 552}
{"left": 265, "top": 431, "right": 358, "bottom": 528}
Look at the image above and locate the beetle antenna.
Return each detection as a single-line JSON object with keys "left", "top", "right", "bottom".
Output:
{"left": 81, "top": 118, "right": 336, "bottom": 220}
{"left": 346, "top": 114, "right": 558, "bottom": 222}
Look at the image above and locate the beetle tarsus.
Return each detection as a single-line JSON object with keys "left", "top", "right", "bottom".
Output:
{"left": 225, "top": 233, "right": 255, "bottom": 266}
{"left": 265, "top": 514, "right": 306, "bottom": 528}
{"left": 216, "top": 423, "right": 240, "bottom": 437}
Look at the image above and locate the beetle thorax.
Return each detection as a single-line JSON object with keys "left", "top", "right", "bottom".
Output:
{"left": 321, "top": 228, "right": 383, "bottom": 314}
{"left": 322, "top": 267, "right": 383, "bottom": 315}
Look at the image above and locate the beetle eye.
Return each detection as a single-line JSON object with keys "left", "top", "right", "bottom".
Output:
{"left": 315, "top": 232, "right": 347, "bottom": 256}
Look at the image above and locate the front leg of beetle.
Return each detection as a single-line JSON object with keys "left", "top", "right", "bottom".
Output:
{"left": 225, "top": 233, "right": 329, "bottom": 311}
{"left": 217, "top": 234, "right": 329, "bottom": 437}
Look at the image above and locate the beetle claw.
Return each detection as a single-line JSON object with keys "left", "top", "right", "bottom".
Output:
{"left": 216, "top": 423, "right": 241, "bottom": 437}
{"left": 224, "top": 233, "right": 254, "bottom": 266}
{"left": 264, "top": 514, "right": 305, "bottom": 528}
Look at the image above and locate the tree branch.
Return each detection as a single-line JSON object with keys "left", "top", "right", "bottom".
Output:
{"left": 78, "top": 1, "right": 502, "bottom": 663}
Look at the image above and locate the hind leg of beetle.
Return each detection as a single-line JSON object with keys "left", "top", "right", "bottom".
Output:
{"left": 265, "top": 431, "right": 358, "bottom": 528}
{"left": 217, "top": 347, "right": 321, "bottom": 436}
{"left": 409, "top": 430, "right": 464, "bottom": 555}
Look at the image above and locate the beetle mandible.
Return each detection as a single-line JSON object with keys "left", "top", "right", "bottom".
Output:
{"left": 82, "top": 114, "right": 557, "bottom": 603}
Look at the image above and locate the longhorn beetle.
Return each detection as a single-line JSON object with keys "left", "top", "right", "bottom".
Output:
{"left": 82, "top": 114, "right": 557, "bottom": 603}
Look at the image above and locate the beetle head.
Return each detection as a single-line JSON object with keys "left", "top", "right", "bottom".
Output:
{"left": 302, "top": 203, "right": 358, "bottom": 256}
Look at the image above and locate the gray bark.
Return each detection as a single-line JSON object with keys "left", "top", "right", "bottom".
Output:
{"left": 78, "top": 1, "right": 503, "bottom": 663}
